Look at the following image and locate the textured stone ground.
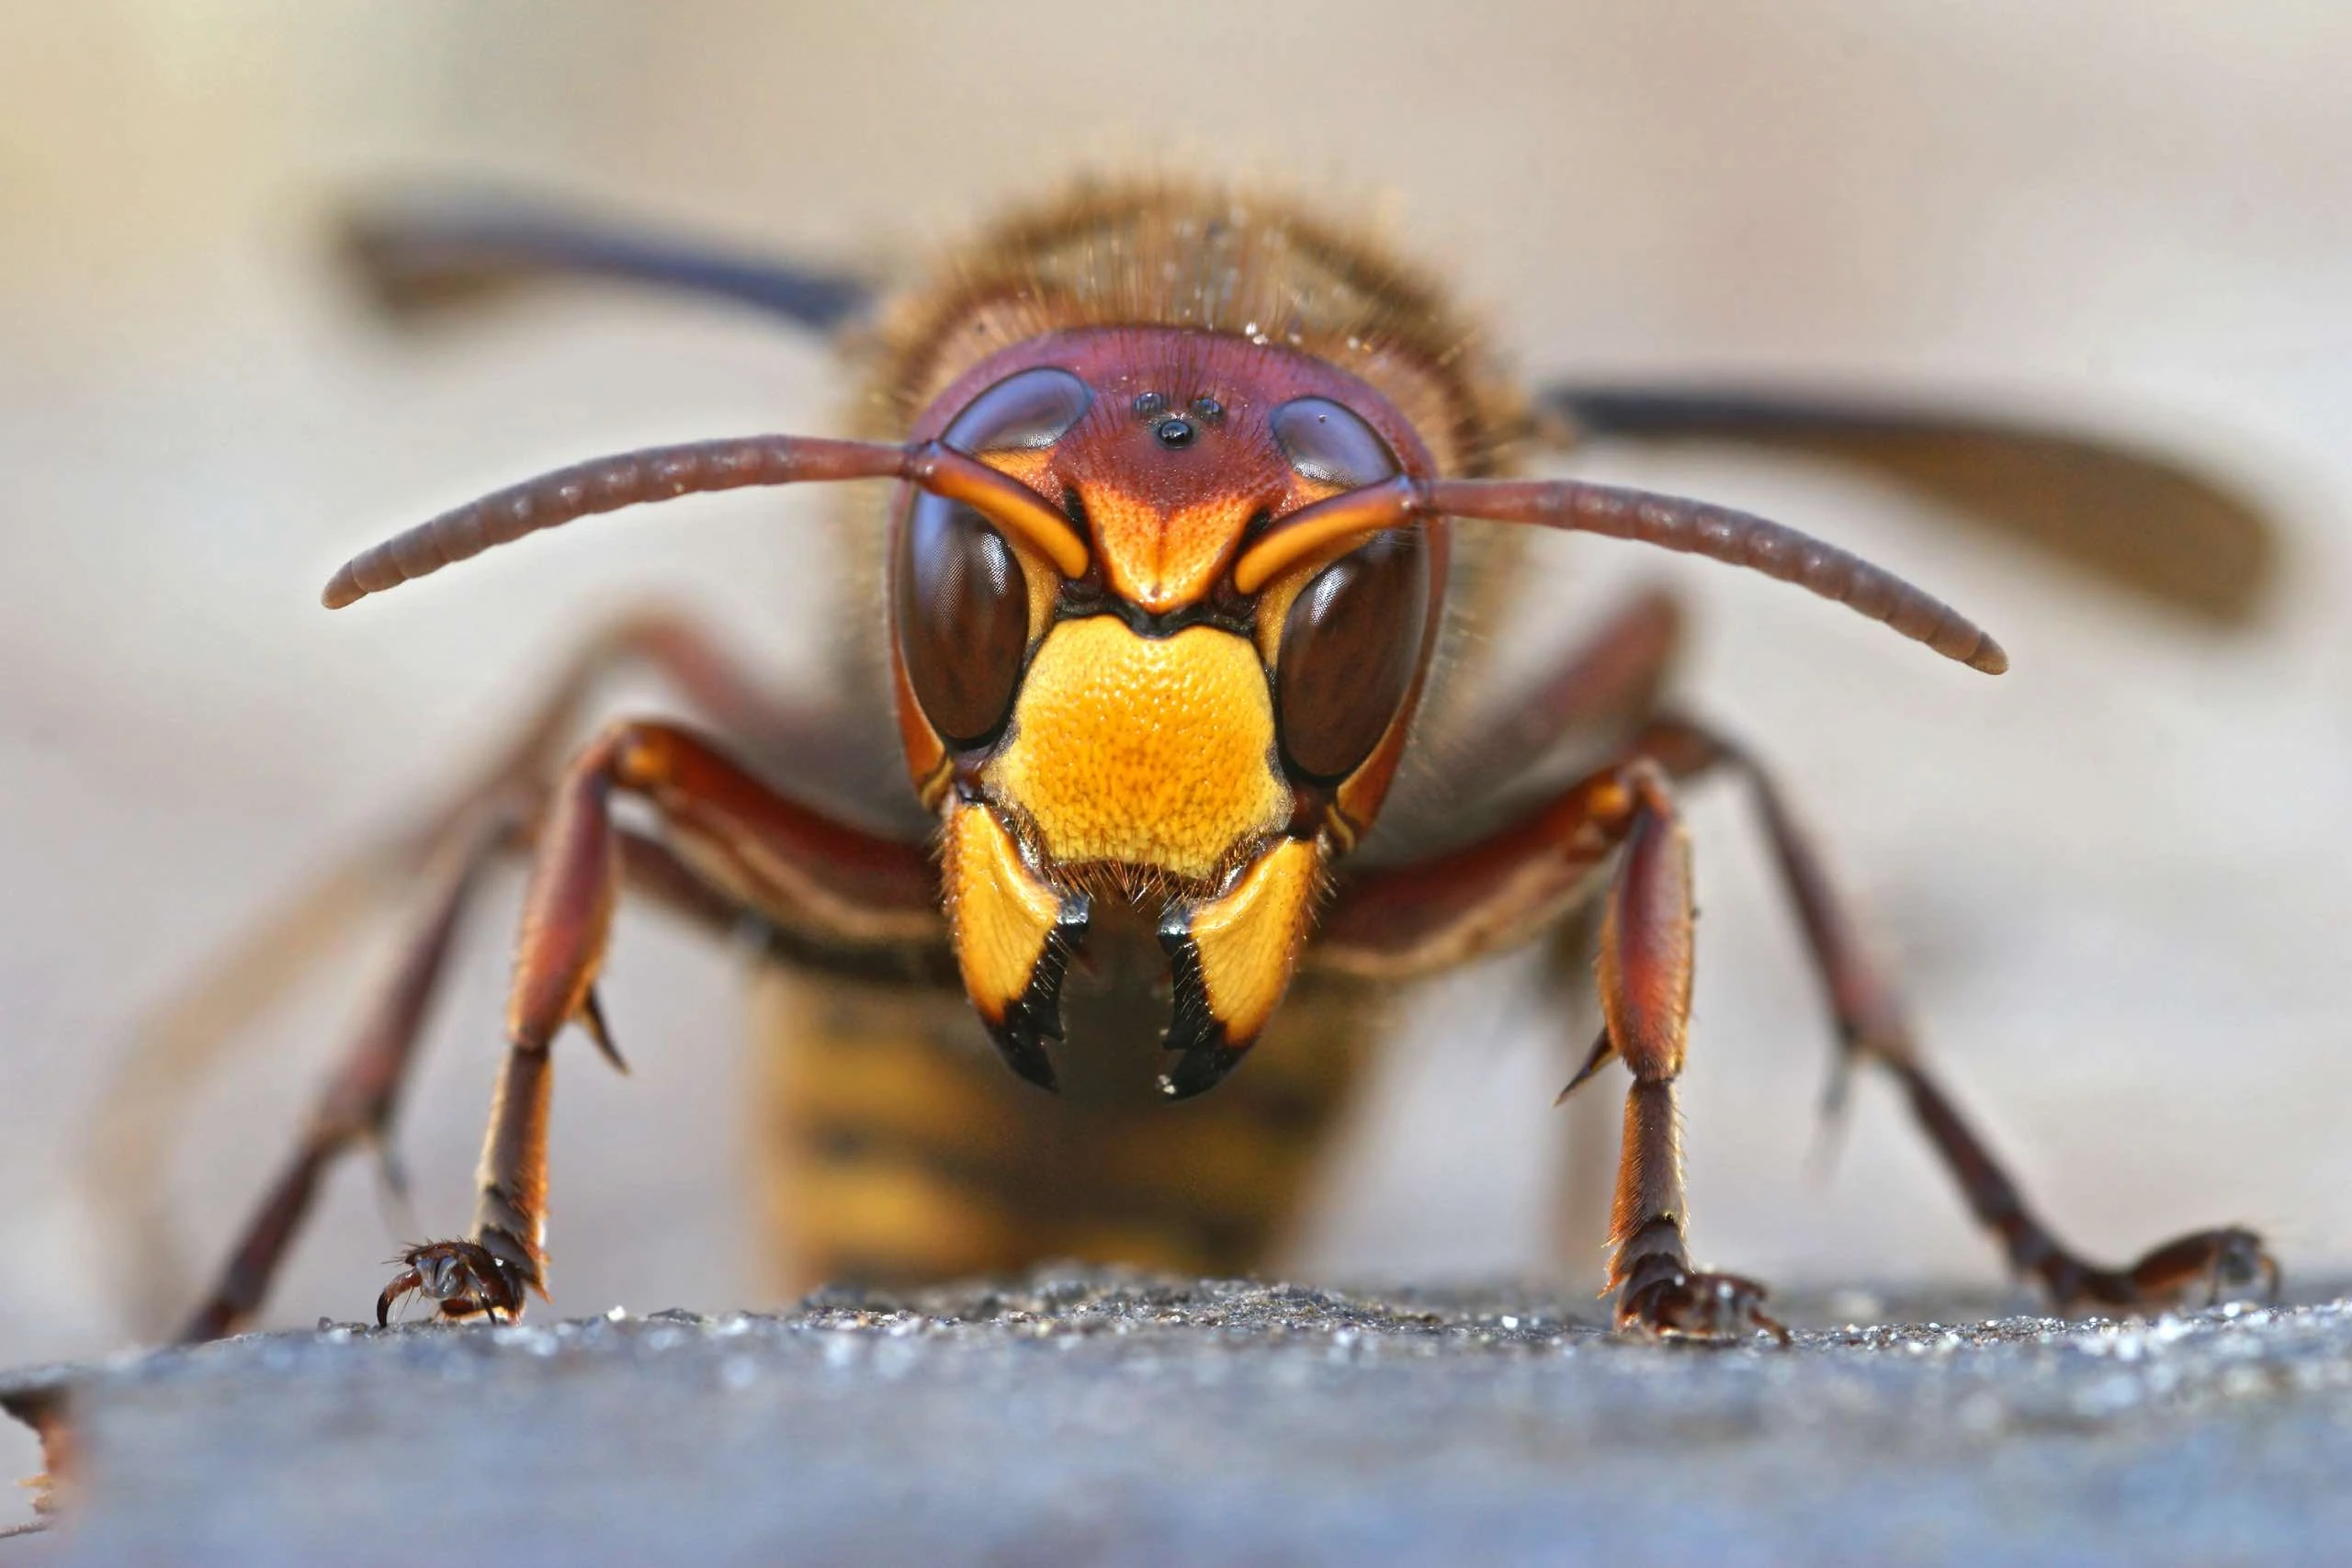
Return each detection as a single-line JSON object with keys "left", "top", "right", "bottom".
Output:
{"left": 2, "top": 1272, "right": 2348, "bottom": 1567}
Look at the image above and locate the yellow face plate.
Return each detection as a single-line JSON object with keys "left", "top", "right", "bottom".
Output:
{"left": 985, "top": 616, "right": 1290, "bottom": 886}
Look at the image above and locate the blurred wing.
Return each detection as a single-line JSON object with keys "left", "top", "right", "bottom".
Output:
{"left": 338, "top": 189, "right": 875, "bottom": 333}
{"left": 1541, "top": 384, "right": 2278, "bottom": 625}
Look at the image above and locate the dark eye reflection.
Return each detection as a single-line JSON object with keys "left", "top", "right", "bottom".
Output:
{"left": 1274, "top": 527, "right": 1430, "bottom": 783}
{"left": 1270, "top": 397, "right": 1399, "bottom": 490}
{"left": 944, "top": 367, "right": 1094, "bottom": 453}
{"left": 895, "top": 491, "right": 1031, "bottom": 748}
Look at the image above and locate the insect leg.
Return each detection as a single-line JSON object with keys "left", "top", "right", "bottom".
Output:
{"left": 380, "top": 719, "right": 944, "bottom": 1326}
{"left": 1480, "top": 589, "right": 1692, "bottom": 1289}
{"left": 1319, "top": 695, "right": 2276, "bottom": 1323}
{"left": 134, "top": 608, "right": 859, "bottom": 1339}
{"left": 1318, "top": 761, "right": 1784, "bottom": 1341}
{"left": 176, "top": 812, "right": 501, "bottom": 1341}
{"left": 181, "top": 818, "right": 749, "bottom": 1340}
{"left": 1394, "top": 583, "right": 1692, "bottom": 1286}
{"left": 1632, "top": 715, "right": 2278, "bottom": 1313}
{"left": 1595, "top": 765, "right": 1787, "bottom": 1341}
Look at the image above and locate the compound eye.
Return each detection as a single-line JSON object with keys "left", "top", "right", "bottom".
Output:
{"left": 944, "top": 367, "right": 1094, "bottom": 453}
{"left": 1274, "top": 527, "right": 1430, "bottom": 784}
{"left": 1270, "top": 397, "right": 1400, "bottom": 490}
{"left": 896, "top": 491, "right": 1032, "bottom": 748}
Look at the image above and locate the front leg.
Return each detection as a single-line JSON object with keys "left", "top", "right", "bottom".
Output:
{"left": 1587, "top": 763, "right": 1787, "bottom": 1342}
{"left": 1320, "top": 760, "right": 1784, "bottom": 1343}
{"left": 379, "top": 719, "right": 945, "bottom": 1325}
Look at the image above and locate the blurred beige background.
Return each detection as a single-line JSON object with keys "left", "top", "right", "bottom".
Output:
{"left": 3, "top": 0, "right": 2349, "bottom": 1406}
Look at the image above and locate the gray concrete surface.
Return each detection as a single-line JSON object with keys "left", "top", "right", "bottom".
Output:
{"left": 4, "top": 1270, "right": 2349, "bottom": 1567}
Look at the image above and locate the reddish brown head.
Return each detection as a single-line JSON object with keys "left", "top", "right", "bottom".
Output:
{"left": 885, "top": 327, "right": 1452, "bottom": 1095}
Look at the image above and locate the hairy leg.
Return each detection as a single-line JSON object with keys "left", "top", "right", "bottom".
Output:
{"left": 1317, "top": 716, "right": 2275, "bottom": 1328}
{"left": 1637, "top": 715, "right": 2277, "bottom": 1312}
{"left": 1322, "top": 759, "right": 1781, "bottom": 1339}
{"left": 185, "top": 819, "right": 755, "bottom": 1340}
{"left": 140, "top": 609, "right": 896, "bottom": 1338}
{"left": 375, "top": 720, "right": 946, "bottom": 1326}
{"left": 1459, "top": 588, "right": 1690, "bottom": 1292}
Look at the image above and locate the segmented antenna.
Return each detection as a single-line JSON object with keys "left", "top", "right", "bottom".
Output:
{"left": 322, "top": 434, "right": 1085, "bottom": 608}
{"left": 1232, "top": 475, "right": 2007, "bottom": 674}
